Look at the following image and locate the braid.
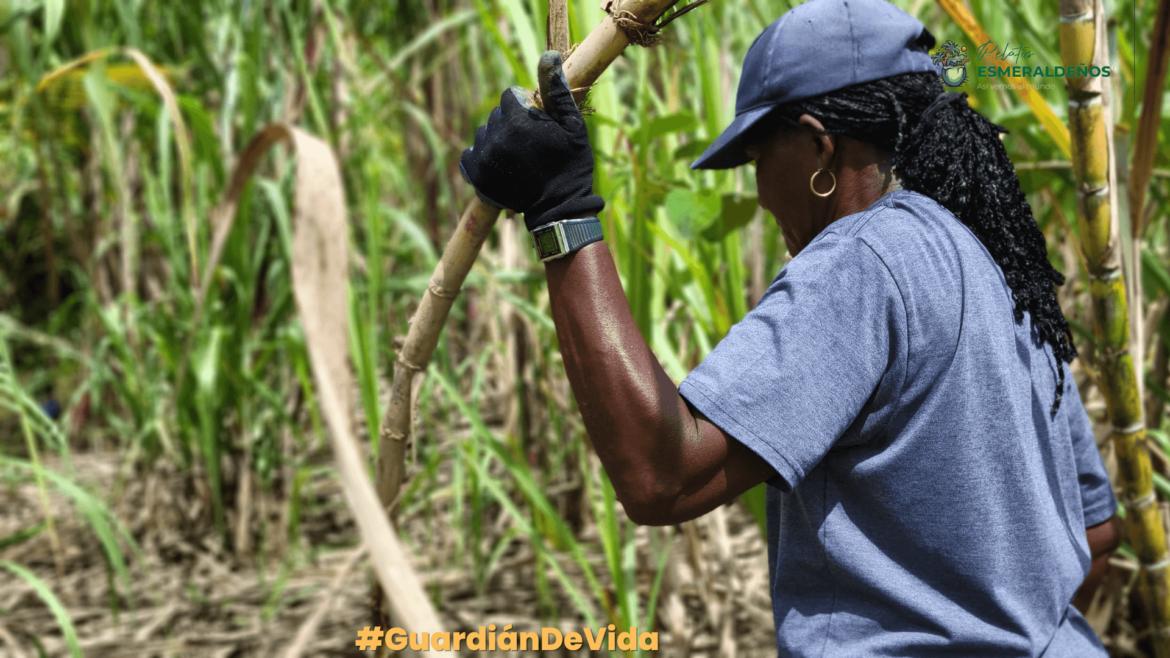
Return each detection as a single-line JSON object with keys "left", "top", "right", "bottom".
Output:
{"left": 751, "top": 55, "right": 1078, "bottom": 416}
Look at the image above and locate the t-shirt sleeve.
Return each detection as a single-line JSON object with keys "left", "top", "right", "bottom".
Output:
{"left": 678, "top": 233, "right": 907, "bottom": 493}
{"left": 1065, "top": 374, "right": 1118, "bottom": 527}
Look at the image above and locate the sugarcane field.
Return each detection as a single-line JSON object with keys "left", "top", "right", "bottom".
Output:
{"left": 2, "top": 0, "right": 1170, "bottom": 655}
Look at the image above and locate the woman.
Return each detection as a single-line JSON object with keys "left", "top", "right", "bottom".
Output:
{"left": 459, "top": 0, "right": 1121, "bottom": 654}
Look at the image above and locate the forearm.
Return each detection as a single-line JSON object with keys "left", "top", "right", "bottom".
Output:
{"left": 544, "top": 241, "right": 700, "bottom": 515}
{"left": 542, "top": 237, "right": 777, "bottom": 525}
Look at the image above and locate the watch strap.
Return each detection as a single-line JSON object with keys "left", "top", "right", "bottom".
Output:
{"left": 560, "top": 217, "right": 604, "bottom": 252}
{"left": 532, "top": 217, "right": 604, "bottom": 262}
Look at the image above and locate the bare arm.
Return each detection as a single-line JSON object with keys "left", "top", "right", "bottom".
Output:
{"left": 544, "top": 239, "right": 776, "bottom": 526}
{"left": 1072, "top": 514, "right": 1123, "bottom": 614}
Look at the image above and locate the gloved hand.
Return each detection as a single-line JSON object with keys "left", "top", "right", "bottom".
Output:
{"left": 459, "top": 53, "right": 605, "bottom": 232}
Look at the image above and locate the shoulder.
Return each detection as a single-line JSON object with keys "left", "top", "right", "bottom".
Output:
{"left": 777, "top": 229, "right": 897, "bottom": 295}
{"left": 819, "top": 190, "right": 1006, "bottom": 298}
{"left": 822, "top": 189, "right": 956, "bottom": 250}
{"left": 758, "top": 227, "right": 905, "bottom": 330}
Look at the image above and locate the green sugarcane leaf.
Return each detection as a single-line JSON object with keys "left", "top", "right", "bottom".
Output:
{"left": 700, "top": 194, "right": 758, "bottom": 241}
{"left": 665, "top": 188, "right": 721, "bottom": 240}
{"left": 498, "top": 0, "right": 540, "bottom": 75}
{"left": 1, "top": 1, "right": 38, "bottom": 34}
{"left": 1149, "top": 429, "right": 1170, "bottom": 455}
{"left": 0, "top": 561, "right": 82, "bottom": 658}
{"left": 740, "top": 483, "right": 767, "bottom": 537}
{"left": 494, "top": 287, "right": 556, "bottom": 332}
{"left": 42, "top": 0, "right": 63, "bottom": 45}
{"left": 1142, "top": 247, "right": 1170, "bottom": 298}
{"left": 388, "top": 8, "right": 477, "bottom": 70}
{"left": 646, "top": 111, "right": 697, "bottom": 141}
{"left": 1067, "top": 317, "right": 1099, "bottom": 350}
{"left": 672, "top": 140, "right": 712, "bottom": 161}
{"left": 178, "top": 95, "right": 225, "bottom": 185}
{"left": 0, "top": 521, "right": 45, "bottom": 550}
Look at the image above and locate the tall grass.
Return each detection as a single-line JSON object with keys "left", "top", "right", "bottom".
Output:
{"left": 0, "top": 0, "right": 1167, "bottom": 652}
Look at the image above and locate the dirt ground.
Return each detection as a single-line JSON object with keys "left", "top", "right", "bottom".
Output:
{"left": 1, "top": 367, "right": 1147, "bottom": 657}
{"left": 0, "top": 447, "right": 777, "bottom": 658}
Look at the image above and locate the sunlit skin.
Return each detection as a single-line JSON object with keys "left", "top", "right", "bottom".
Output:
{"left": 542, "top": 111, "right": 1119, "bottom": 610}
{"left": 742, "top": 113, "right": 901, "bottom": 256}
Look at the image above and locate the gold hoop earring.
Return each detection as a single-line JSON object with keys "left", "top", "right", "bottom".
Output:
{"left": 810, "top": 167, "right": 836, "bottom": 198}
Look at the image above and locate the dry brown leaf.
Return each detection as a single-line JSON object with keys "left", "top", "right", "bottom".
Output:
{"left": 280, "top": 544, "right": 368, "bottom": 658}
{"left": 182, "top": 123, "right": 445, "bottom": 656}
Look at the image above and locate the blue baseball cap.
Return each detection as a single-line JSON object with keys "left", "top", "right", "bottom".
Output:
{"left": 691, "top": 0, "right": 941, "bottom": 170}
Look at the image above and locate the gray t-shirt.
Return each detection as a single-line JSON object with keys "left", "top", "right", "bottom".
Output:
{"left": 678, "top": 189, "right": 1116, "bottom": 657}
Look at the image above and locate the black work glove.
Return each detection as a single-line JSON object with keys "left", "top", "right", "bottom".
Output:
{"left": 459, "top": 53, "right": 605, "bottom": 232}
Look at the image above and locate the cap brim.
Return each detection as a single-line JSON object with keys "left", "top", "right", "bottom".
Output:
{"left": 690, "top": 105, "right": 775, "bottom": 170}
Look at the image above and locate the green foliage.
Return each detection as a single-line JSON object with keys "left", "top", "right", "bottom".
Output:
{"left": 0, "top": 0, "right": 1166, "bottom": 644}
{"left": 0, "top": 560, "right": 83, "bottom": 658}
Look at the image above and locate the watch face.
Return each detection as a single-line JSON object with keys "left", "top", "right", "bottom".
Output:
{"left": 535, "top": 228, "right": 561, "bottom": 259}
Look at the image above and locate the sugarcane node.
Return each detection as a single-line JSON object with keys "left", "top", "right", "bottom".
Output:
{"left": 381, "top": 425, "right": 407, "bottom": 442}
{"left": 1146, "top": 557, "right": 1170, "bottom": 572}
{"left": 427, "top": 280, "right": 461, "bottom": 300}
{"left": 1100, "top": 345, "right": 1132, "bottom": 361}
{"left": 603, "top": 0, "right": 675, "bottom": 46}
{"left": 610, "top": 9, "right": 662, "bottom": 46}
{"left": 1115, "top": 421, "right": 1147, "bottom": 435}
{"left": 1127, "top": 491, "right": 1159, "bottom": 512}
{"left": 396, "top": 354, "right": 425, "bottom": 372}
{"left": 1075, "top": 183, "right": 1109, "bottom": 199}
{"left": 1089, "top": 268, "right": 1122, "bottom": 282}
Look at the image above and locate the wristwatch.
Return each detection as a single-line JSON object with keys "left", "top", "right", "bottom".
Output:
{"left": 530, "top": 217, "right": 605, "bottom": 262}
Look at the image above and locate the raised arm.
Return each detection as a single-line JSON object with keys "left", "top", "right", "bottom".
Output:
{"left": 459, "top": 56, "right": 776, "bottom": 525}
{"left": 544, "top": 240, "right": 776, "bottom": 525}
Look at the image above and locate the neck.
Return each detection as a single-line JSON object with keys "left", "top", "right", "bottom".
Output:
{"left": 829, "top": 158, "right": 901, "bottom": 221}
{"left": 877, "top": 159, "right": 902, "bottom": 198}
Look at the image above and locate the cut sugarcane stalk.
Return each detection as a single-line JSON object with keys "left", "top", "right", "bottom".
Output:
{"left": 370, "top": 0, "right": 698, "bottom": 643}
{"left": 374, "top": 0, "right": 693, "bottom": 515}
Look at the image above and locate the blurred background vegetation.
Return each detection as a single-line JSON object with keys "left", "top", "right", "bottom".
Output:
{"left": 0, "top": 0, "right": 1167, "bottom": 655}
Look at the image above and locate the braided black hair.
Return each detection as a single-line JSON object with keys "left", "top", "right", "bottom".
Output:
{"left": 746, "top": 32, "right": 1077, "bottom": 416}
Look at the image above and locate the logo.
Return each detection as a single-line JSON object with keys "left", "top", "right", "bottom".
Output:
{"left": 973, "top": 40, "right": 1111, "bottom": 82}
{"left": 928, "top": 38, "right": 1112, "bottom": 91}
{"left": 931, "top": 40, "right": 970, "bottom": 87}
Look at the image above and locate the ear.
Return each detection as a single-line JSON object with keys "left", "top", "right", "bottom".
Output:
{"left": 798, "top": 113, "right": 835, "bottom": 162}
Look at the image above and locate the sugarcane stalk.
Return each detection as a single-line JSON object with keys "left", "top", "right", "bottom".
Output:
{"left": 1128, "top": 0, "right": 1169, "bottom": 420}
{"left": 547, "top": 0, "right": 570, "bottom": 55}
{"left": 1129, "top": 0, "right": 1170, "bottom": 241}
{"left": 374, "top": 0, "right": 689, "bottom": 510}
{"left": 1060, "top": 0, "right": 1170, "bottom": 650}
